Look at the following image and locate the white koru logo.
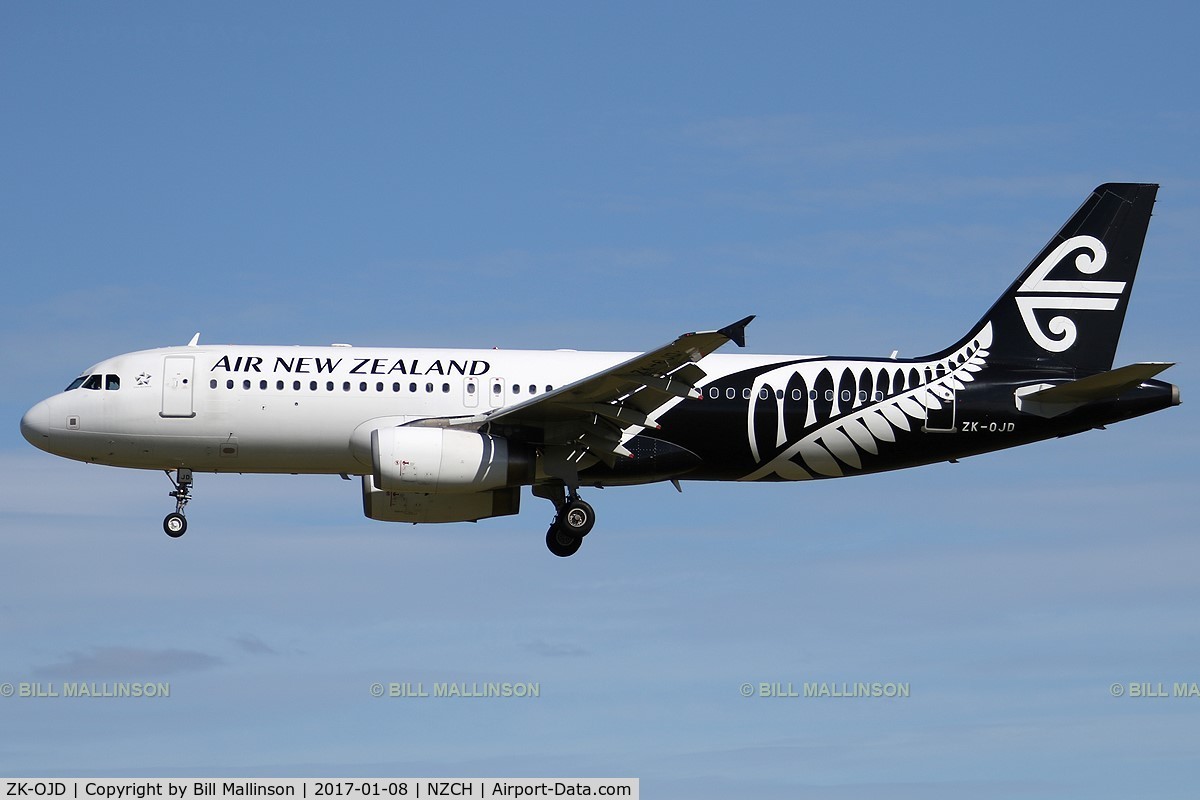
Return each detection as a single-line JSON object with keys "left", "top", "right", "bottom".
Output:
{"left": 1015, "top": 235, "right": 1125, "bottom": 352}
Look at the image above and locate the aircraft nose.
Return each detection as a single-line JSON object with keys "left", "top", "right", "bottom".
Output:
{"left": 20, "top": 399, "right": 51, "bottom": 448}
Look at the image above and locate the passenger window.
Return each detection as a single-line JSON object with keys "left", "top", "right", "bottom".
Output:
{"left": 759, "top": 388, "right": 769, "bottom": 400}
{"left": 310, "top": 381, "right": 318, "bottom": 391}
{"left": 425, "top": 382, "right": 434, "bottom": 393}
{"left": 409, "top": 382, "right": 417, "bottom": 393}
{"left": 493, "top": 384, "right": 501, "bottom": 395}
{"left": 360, "top": 382, "right": 368, "bottom": 392}
{"left": 467, "top": 383, "right": 476, "bottom": 395}
{"left": 442, "top": 383, "right": 449, "bottom": 393}
{"left": 66, "top": 376, "right": 87, "bottom": 391}
{"left": 343, "top": 382, "right": 351, "bottom": 392}
{"left": 392, "top": 382, "right": 401, "bottom": 392}
{"left": 82, "top": 375, "right": 102, "bottom": 390}
{"left": 726, "top": 387, "right": 735, "bottom": 399}
{"left": 276, "top": 380, "right": 284, "bottom": 390}
{"left": 791, "top": 389, "right": 801, "bottom": 401}
{"left": 529, "top": 385, "right": 536, "bottom": 394}
{"left": 243, "top": 380, "right": 251, "bottom": 390}
{"left": 376, "top": 382, "right": 384, "bottom": 392}
{"left": 226, "top": 379, "right": 234, "bottom": 389}
{"left": 106, "top": 375, "right": 120, "bottom": 390}
{"left": 776, "top": 389, "right": 783, "bottom": 400}
{"left": 327, "top": 382, "right": 335, "bottom": 391}
{"left": 260, "top": 380, "right": 268, "bottom": 390}
{"left": 513, "top": 385, "right": 521, "bottom": 395}
{"left": 209, "top": 379, "right": 217, "bottom": 389}
{"left": 545, "top": 385, "right": 552, "bottom": 393}
{"left": 709, "top": 387, "right": 719, "bottom": 399}
{"left": 742, "top": 388, "right": 751, "bottom": 400}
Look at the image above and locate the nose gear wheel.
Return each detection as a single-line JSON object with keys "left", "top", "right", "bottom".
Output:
{"left": 163, "top": 468, "right": 193, "bottom": 538}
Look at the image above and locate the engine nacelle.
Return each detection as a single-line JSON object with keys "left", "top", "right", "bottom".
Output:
{"left": 362, "top": 474, "right": 520, "bottom": 523}
{"left": 371, "top": 426, "right": 526, "bottom": 494}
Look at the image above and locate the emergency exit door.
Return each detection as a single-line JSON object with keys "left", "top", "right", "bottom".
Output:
{"left": 923, "top": 385, "right": 956, "bottom": 432}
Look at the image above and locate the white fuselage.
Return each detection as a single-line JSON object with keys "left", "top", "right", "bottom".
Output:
{"left": 22, "top": 343, "right": 795, "bottom": 476}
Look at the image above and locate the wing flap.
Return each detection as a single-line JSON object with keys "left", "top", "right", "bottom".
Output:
{"left": 563, "top": 402, "right": 662, "bottom": 430}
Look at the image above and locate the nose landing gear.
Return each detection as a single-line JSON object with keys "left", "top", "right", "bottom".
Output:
{"left": 163, "top": 468, "right": 193, "bottom": 538}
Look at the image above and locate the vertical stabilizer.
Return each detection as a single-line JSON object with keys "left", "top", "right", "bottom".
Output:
{"left": 934, "top": 183, "right": 1158, "bottom": 372}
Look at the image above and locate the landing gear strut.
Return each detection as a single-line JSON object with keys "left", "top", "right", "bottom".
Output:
{"left": 535, "top": 484, "right": 595, "bottom": 557}
{"left": 163, "top": 468, "right": 193, "bottom": 538}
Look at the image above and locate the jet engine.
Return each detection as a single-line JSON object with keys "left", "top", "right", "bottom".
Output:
{"left": 370, "top": 426, "right": 529, "bottom": 494}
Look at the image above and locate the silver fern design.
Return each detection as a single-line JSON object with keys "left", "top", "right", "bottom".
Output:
{"left": 741, "top": 322, "right": 993, "bottom": 480}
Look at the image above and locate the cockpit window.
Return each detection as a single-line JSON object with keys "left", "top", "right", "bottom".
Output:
{"left": 67, "top": 373, "right": 120, "bottom": 390}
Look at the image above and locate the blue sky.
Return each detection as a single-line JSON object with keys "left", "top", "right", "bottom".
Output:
{"left": 2, "top": 2, "right": 1198, "bottom": 796}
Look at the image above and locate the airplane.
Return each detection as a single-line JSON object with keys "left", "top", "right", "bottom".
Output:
{"left": 20, "top": 183, "right": 1179, "bottom": 557}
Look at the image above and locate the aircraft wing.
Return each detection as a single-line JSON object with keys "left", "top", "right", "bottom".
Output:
{"left": 427, "top": 316, "right": 754, "bottom": 469}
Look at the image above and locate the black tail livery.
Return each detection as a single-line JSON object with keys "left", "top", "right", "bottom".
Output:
{"left": 943, "top": 182, "right": 1158, "bottom": 372}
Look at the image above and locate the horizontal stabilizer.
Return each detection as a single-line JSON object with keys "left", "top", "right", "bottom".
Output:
{"left": 1015, "top": 362, "right": 1174, "bottom": 418}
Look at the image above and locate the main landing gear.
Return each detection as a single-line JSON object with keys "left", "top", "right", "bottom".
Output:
{"left": 537, "top": 484, "right": 595, "bottom": 558}
{"left": 163, "top": 468, "right": 193, "bottom": 538}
